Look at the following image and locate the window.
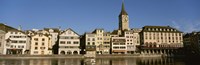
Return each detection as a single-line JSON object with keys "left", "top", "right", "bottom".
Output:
{"left": 22, "top": 46, "right": 24, "bottom": 48}
{"left": 67, "top": 41, "right": 71, "bottom": 44}
{"left": 92, "top": 42, "right": 95, "bottom": 45}
{"left": 87, "top": 38, "right": 90, "bottom": 41}
{"left": 42, "top": 38, "right": 45, "bottom": 41}
{"left": 60, "top": 41, "right": 65, "bottom": 44}
{"left": 34, "top": 51, "right": 38, "bottom": 54}
{"left": 35, "top": 47, "right": 38, "bottom": 50}
{"left": 34, "top": 38, "right": 38, "bottom": 41}
{"left": 35, "top": 42, "right": 38, "bottom": 45}
{"left": 19, "top": 41, "right": 26, "bottom": 43}
{"left": 42, "top": 43, "right": 45, "bottom": 45}
{"left": 73, "top": 41, "right": 79, "bottom": 44}
{"left": 92, "top": 38, "right": 95, "bottom": 41}
{"left": 87, "top": 42, "right": 90, "bottom": 45}
{"left": 12, "top": 41, "right": 17, "bottom": 43}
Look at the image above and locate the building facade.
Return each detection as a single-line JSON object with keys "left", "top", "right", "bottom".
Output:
{"left": 111, "top": 37, "right": 126, "bottom": 54}
{"left": 183, "top": 32, "right": 200, "bottom": 56}
{"left": 140, "top": 26, "right": 183, "bottom": 56}
{"left": 102, "top": 32, "right": 111, "bottom": 54}
{"left": 30, "top": 33, "right": 52, "bottom": 55}
{"left": 59, "top": 28, "right": 80, "bottom": 55}
{"left": 92, "top": 29, "right": 104, "bottom": 54}
{"left": 0, "top": 30, "right": 6, "bottom": 54}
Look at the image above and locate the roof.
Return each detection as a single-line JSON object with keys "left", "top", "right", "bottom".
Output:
{"left": 0, "top": 23, "right": 18, "bottom": 32}
{"left": 111, "top": 30, "right": 119, "bottom": 35}
{"left": 43, "top": 28, "right": 60, "bottom": 33}
{"left": 142, "top": 25, "right": 182, "bottom": 33}
{"left": 119, "top": 2, "right": 128, "bottom": 16}
{"left": 92, "top": 28, "right": 104, "bottom": 33}
{"left": 0, "top": 23, "right": 26, "bottom": 34}
{"left": 60, "top": 28, "right": 79, "bottom": 36}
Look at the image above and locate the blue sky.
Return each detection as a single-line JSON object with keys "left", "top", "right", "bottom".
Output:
{"left": 0, "top": 0, "right": 200, "bottom": 34}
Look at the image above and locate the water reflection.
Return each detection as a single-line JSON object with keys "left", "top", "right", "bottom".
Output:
{"left": 0, "top": 57, "right": 194, "bottom": 65}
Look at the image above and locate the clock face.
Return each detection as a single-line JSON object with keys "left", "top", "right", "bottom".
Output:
{"left": 123, "top": 16, "right": 128, "bottom": 22}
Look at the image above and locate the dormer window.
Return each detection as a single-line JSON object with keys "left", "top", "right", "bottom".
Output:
{"left": 148, "top": 28, "right": 151, "bottom": 31}
{"left": 171, "top": 29, "right": 173, "bottom": 31}
{"left": 156, "top": 28, "right": 158, "bottom": 31}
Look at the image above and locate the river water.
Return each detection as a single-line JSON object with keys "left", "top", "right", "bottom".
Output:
{"left": 0, "top": 57, "right": 198, "bottom": 65}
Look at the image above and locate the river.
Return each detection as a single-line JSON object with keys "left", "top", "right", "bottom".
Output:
{"left": 0, "top": 57, "right": 198, "bottom": 65}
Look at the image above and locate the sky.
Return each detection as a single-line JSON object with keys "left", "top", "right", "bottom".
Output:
{"left": 0, "top": 0, "right": 200, "bottom": 34}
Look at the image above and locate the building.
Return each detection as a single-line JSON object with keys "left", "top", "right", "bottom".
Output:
{"left": 111, "top": 37, "right": 126, "bottom": 54}
{"left": 118, "top": 2, "right": 129, "bottom": 31}
{"left": 81, "top": 33, "right": 96, "bottom": 57}
{"left": 140, "top": 26, "right": 183, "bottom": 56}
{"left": 183, "top": 32, "right": 200, "bottom": 56}
{"left": 92, "top": 29, "right": 104, "bottom": 54}
{"left": 102, "top": 32, "right": 111, "bottom": 54}
{"left": 124, "top": 28, "right": 142, "bottom": 54}
{"left": 30, "top": 33, "right": 52, "bottom": 55}
{"left": 0, "top": 24, "right": 30, "bottom": 55}
{"left": 43, "top": 28, "right": 60, "bottom": 48}
{"left": 0, "top": 30, "right": 6, "bottom": 54}
{"left": 59, "top": 28, "right": 80, "bottom": 55}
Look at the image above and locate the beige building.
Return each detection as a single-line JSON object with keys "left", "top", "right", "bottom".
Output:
{"left": 92, "top": 29, "right": 104, "bottom": 54}
{"left": 124, "top": 28, "right": 142, "bottom": 54}
{"left": 81, "top": 33, "right": 97, "bottom": 57}
{"left": 119, "top": 2, "right": 129, "bottom": 31}
{"left": 43, "top": 28, "right": 60, "bottom": 48}
{"left": 30, "top": 33, "right": 52, "bottom": 55}
{"left": 59, "top": 28, "right": 80, "bottom": 55}
{"left": 102, "top": 32, "right": 111, "bottom": 54}
{"left": 140, "top": 26, "right": 183, "bottom": 55}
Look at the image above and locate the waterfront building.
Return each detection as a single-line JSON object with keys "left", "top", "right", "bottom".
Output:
{"left": 80, "top": 33, "right": 96, "bottom": 57}
{"left": 30, "top": 33, "right": 52, "bottom": 55}
{"left": 92, "top": 29, "right": 104, "bottom": 54}
{"left": 140, "top": 26, "right": 183, "bottom": 55}
{"left": 0, "top": 30, "right": 6, "bottom": 54}
{"left": 0, "top": 24, "right": 30, "bottom": 55}
{"left": 43, "top": 28, "right": 60, "bottom": 48}
{"left": 102, "top": 32, "right": 111, "bottom": 54}
{"left": 59, "top": 28, "right": 80, "bottom": 55}
{"left": 183, "top": 32, "right": 200, "bottom": 55}
{"left": 111, "top": 37, "right": 126, "bottom": 54}
{"left": 124, "top": 28, "right": 142, "bottom": 54}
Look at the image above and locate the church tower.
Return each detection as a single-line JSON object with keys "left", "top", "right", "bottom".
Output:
{"left": 118, "top": 1, "right": 129, "bottom": 31}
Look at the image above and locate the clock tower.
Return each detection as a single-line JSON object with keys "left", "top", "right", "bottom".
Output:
{"left": 118, "top": 2, "right": 129, "bottom": 31}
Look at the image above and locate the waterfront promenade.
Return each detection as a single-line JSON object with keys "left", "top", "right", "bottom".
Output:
{"left": 0, "top": 54, "right": 164, "bottom": 59}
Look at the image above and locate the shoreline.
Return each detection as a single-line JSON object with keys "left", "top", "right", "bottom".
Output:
{"left": 0, "top": 54, "right": 178, "bottom": 59}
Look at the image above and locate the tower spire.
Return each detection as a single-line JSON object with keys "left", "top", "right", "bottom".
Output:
{"left": 119, "top": 0, "right": 128, "bottom": 16}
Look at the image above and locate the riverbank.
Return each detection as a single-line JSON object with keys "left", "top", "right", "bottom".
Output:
{"left": 0, "top": 54, "right": 168, "bottom": 59}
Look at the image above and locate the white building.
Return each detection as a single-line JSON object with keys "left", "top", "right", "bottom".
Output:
{"left": 59, "top": 28, "right": 80, "bottom": 55}
{"left": 30, "top": 33, "right": 52, "bottom": 55}
{"left": 4, "top": 30, "right": 29, "bottom": 54}
{"left": 111, "top": 37, "right": 126, "bottom": 54}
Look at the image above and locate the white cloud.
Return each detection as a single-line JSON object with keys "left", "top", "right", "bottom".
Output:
{"left": 171, "top": 20, "right": 200, "bottom": 33}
